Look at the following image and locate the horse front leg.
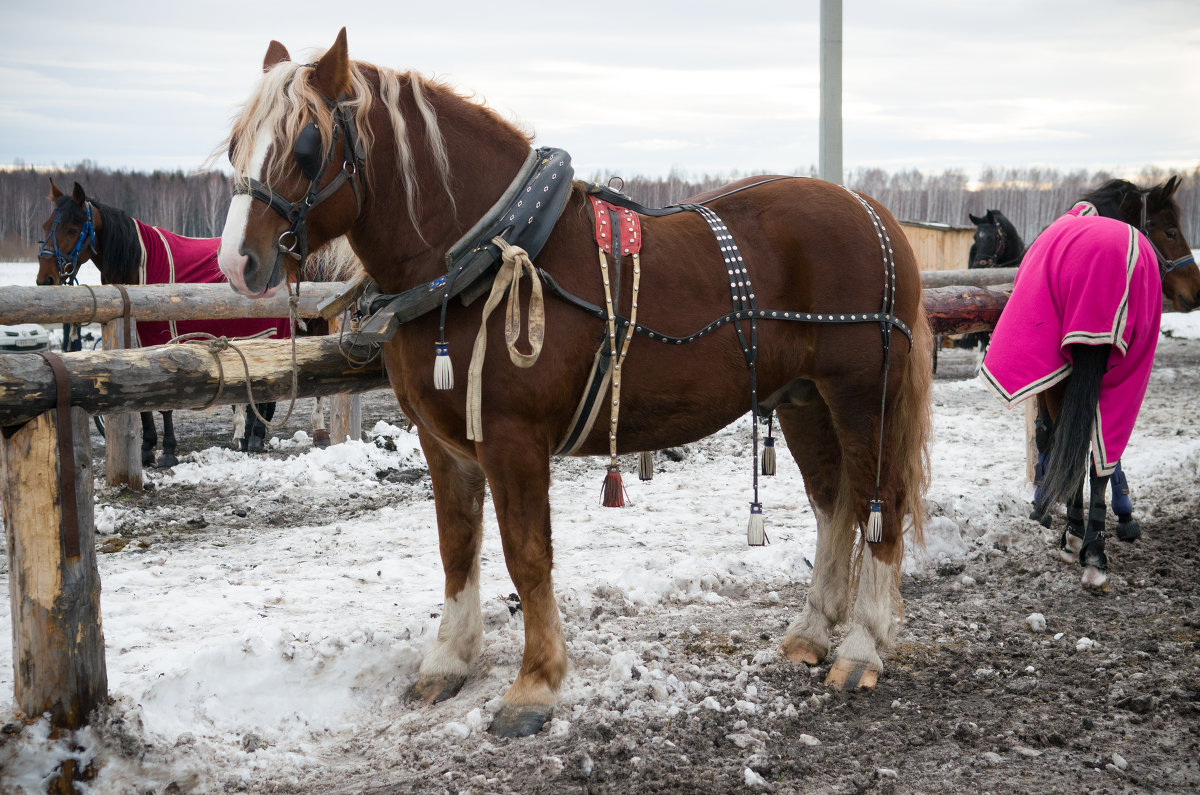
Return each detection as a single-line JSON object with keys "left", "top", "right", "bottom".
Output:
{"left": 157, "top": 411, "right": 179, "bottom": 468}
{"left": 479, "top": 440, "right": 565, "bottom": 737}
{"left": 140, "top": 411, "right": 157, "bottom": 466}
{"left": 311, "top": 397, "right": 331, "bottom": 447}
{"left": 1110, "top": 461, "right": 1141, "bottom": 541}
{"left": 408, "top": 432, "right": 487, "bottom": 707}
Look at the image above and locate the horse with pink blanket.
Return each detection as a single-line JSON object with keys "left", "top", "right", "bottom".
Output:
{"left": 981, "top": 176, "right": 1200, "bottom": 589}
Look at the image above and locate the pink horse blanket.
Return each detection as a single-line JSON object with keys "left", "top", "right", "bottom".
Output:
{"left": 134, "top": 220, "right": 290, "bottom": 347}
{"left": 980, "top": 203, "right": 1162, "bottom": 475}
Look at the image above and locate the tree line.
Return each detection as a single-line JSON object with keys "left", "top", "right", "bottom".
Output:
{"left": 3, "top": 162, "right": 1196, "bottom": 261}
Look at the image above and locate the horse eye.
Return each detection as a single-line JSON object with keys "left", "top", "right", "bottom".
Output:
{"left": 293, "top": 123, "right": 323, "bottom": 180}
{"left": 1166, "top": 229, "right": 1179, "bottom": 239}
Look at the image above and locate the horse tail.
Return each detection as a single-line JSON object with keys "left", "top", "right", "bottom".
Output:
{"left": 889, "top": 299, "right": 934, "bottom": 547}
{"left": 1035, "top": 344, "right": 1109, "bottom": 513}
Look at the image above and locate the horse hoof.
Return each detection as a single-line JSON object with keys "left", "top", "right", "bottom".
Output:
{"left": 1028, "top": 509, "right": 1051, "bottom": 528}
{"left": 824, "top": 658, "right": 879, "bottom": 691}
{"left": 1081, "top": 566, "right": 1108, "bottom": 591}
{"left": 488, "top": 704, "right": 552, "bottom": 737}
{"left": 1116, "top": 518, "right": 1141, "bottom": 542}
{"left": 405, "top": 674, "right": 468, "bottom": 706}
{"left": 157, "top": 453, "right": 179, "bottom": 469}
{"left": 313, "top": 429, "right": 331, "bottom": 448}
{"left": 780, "top": 637, "right": 825, "bottom": 667}
{"left": 247, "top": 438, "right": 265, "bottom": 454}
{"left": 142, "top": 452, "right": 156, "bottom": 467}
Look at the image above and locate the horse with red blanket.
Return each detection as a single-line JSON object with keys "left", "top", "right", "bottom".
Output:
{"left": 37, "top": 180, "right": 294, "bottom": 465}
{"left": 981, "top": 177, "right": 1200, "bottom": 589}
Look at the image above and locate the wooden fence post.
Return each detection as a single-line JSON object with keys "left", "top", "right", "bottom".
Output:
{"left": 328, "top": 315, "right": 362, "bottom": 445}
{"left": 102, "top": 317, "right": 142, "bottom": 490}
{"left": 1, "top": 407, "right": 107, "bottom": 729}
{"left": 1024, "top": 400, "right": 1037, "bottom": 483}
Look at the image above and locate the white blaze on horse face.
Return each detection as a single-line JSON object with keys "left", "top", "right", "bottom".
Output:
{"left": 218, "top": 127, "right": 275, "bottom": 294}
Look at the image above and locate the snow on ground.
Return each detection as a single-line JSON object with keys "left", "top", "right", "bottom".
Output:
{"left": 2, "top": 258, "right": 1200, "bottom": 790}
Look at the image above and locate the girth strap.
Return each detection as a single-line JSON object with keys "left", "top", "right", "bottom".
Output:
{"left": 37, "top": 351, "right": 81, "bottom": 559}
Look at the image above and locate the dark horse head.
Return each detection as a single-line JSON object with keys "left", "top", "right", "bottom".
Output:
{"left": 37, "top": 180, "right": 142, "bottom": 286}
{"left": 967, "top": 209, "right": 1025, "bottom": 269}
{"left": 1080, "top": 176, "right": 1200, "bottom": 312}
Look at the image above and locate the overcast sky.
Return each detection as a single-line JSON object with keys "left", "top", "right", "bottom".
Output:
{"left": 2, "top": 0, "right": 1198, "bottom": 181}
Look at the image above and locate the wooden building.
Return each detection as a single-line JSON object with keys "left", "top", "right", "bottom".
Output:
{"left": 900, "top": 221, "right": 975, "bottom": 271}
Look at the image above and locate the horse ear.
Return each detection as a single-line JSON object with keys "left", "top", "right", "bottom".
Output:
{"left": 263, "top": 40, "right": 291, "bottom": 72}
{"left": 968, "top": 213, "right": 983, "bottom": 225}
{"left": 71, "top": 182, "right": 87, "bottom": 206}
{"left": 312, "top": 27, "right": 351, "bottom": 98}
{"left": 49, "top": 178, "right": 64, "bottom": 201}
{"left": 1163, "top": 175, "right": 1181, "bottom": 200}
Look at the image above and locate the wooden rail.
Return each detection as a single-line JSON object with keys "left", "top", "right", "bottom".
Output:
{"left": 0, "top": 282, "right": 346, "bottom": 325}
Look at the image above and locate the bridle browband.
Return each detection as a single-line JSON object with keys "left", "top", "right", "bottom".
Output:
{"left": 39, "top": 200, "right": 97, "bottom": 285}
{"left": 1134, "top": 189, "right": 1195, "bottom": 276}
{"left": 232, "top": 88, "right": 367, "bottom": 276}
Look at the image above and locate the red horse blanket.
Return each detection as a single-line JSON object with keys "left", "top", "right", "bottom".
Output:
{"left": 134, "top": 220, "right": 290, "bottom": 347}
{"left": 980, "top": 203, "right": 1162, "bottom": 475}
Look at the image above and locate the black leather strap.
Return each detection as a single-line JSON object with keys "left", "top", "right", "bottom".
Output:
{"left": 37, "top": 351, "right": 81, "bottom": 559}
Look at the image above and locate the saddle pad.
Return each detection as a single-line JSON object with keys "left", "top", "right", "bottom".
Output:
{"left": 134, "top": 219, "right": 291, "bottom": 347}
{"left": 590, "top": 197, "right": 642, "bottom": 256}
{"left": 979, "top": 204, "right": 1162, "bottom": 474}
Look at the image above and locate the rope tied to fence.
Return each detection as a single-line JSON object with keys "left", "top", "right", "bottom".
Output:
{"left": 165, "top": 291, "right": 303, "bottom": 431}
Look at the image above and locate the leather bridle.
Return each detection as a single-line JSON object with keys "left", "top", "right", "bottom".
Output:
{"left": 38, "top": 201, "right": 96, "bottom": 285}
{"left": 233, "top": 91, "right": 366, "bottom": 277}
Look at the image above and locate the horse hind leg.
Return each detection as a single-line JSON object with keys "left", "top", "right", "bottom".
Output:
{"left": 1080, "top": 468, "right": 1109, "bottom": 590}
{"left": 775, "top": 398, "right": 854, "bottom": 669}
{"left": 232, "top": 405, "right": 247, "bottom": 450}
{"left": 1059, "top": 487, "right": 1085, "bottom": 564}
{"left": 407, "top": 434, "right": 487, "bottom": 708}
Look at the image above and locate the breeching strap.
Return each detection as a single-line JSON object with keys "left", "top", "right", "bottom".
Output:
{"left": 37, "top": 351, "right": 81, "bottom": 559}
{"left": 465, "top": 237, "right": 546, "bottom": 441}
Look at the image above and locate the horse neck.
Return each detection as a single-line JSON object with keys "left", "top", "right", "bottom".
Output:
{"left": 352, "top": 72, "right": 534, "bottom": 291}
{"left": 998, "top": 216, "right": 1026, "bottom": 264}
{"left": 92, "top": 201, "right": 142, "bottom": 285}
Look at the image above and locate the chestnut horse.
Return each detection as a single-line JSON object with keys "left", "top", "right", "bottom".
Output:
{"left": 215, "top": 29, "right": 932, "bottom": 736}
{"left": 982, "top": 177, "right": 1200, "bottom": 589}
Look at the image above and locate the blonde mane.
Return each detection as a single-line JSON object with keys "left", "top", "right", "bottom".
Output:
{"left": 214, "top": 53, "right": 460, "bottom": 235}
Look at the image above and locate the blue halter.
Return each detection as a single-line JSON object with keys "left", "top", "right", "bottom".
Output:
{"left": 38, "top": 201, "right": 97, "bottom": 284}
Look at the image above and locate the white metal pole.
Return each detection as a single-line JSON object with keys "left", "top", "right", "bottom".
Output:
{"left": 819, "top": 0, "right": 843, "bottom": 185}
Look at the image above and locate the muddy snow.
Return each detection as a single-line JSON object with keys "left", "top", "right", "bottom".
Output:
{"left": 2, "top": 328, "right": 1199, "bottom": 793}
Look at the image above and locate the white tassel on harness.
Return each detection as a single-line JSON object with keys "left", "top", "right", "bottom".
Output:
{"left": 866, "top": 499, "right": 883, "bottom": 544}
{"left": 433, "top": 341, "right": 454, "bottom": 390}
{"left": 747, "top": 502, "right": 767, "bottom": 546}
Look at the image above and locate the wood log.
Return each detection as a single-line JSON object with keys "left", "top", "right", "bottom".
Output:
{"left": 923, "top": 284, "right": 1012, "bottom": 335}
{"left": 102, "top": 318, "right": 142, "bottom": 491}
{"left": 1, "top": 408, "right": 106, "bottom": 729}
{"left": 0, "top": 282, "right": 347, "bottom": 325}
{"left": 919, "top": 267, "right": 1017, "bottom": 289}
{"left": 0, "top": 336, "right": 388, "bottom": 428}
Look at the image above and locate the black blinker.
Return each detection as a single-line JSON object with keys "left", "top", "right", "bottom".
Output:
{"left": 293, "top": 123, "right": 323, "bottom": 181}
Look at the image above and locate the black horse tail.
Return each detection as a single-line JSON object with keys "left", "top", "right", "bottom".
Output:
{"left": 1035, "top": 344, "right": 1110, "bottom": 513}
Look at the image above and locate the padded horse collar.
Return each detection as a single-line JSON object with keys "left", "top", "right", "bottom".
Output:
{"left": 356, "top": 148, "right": 574, "bottom": 335}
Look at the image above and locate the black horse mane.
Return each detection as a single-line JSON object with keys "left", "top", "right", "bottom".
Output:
{"left": 53, "top": 192, "right": 143, "bottom": 284}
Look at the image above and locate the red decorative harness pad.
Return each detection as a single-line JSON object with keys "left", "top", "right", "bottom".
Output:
{"left": 590, "top": 197, "right": 642, "bottom": 256}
